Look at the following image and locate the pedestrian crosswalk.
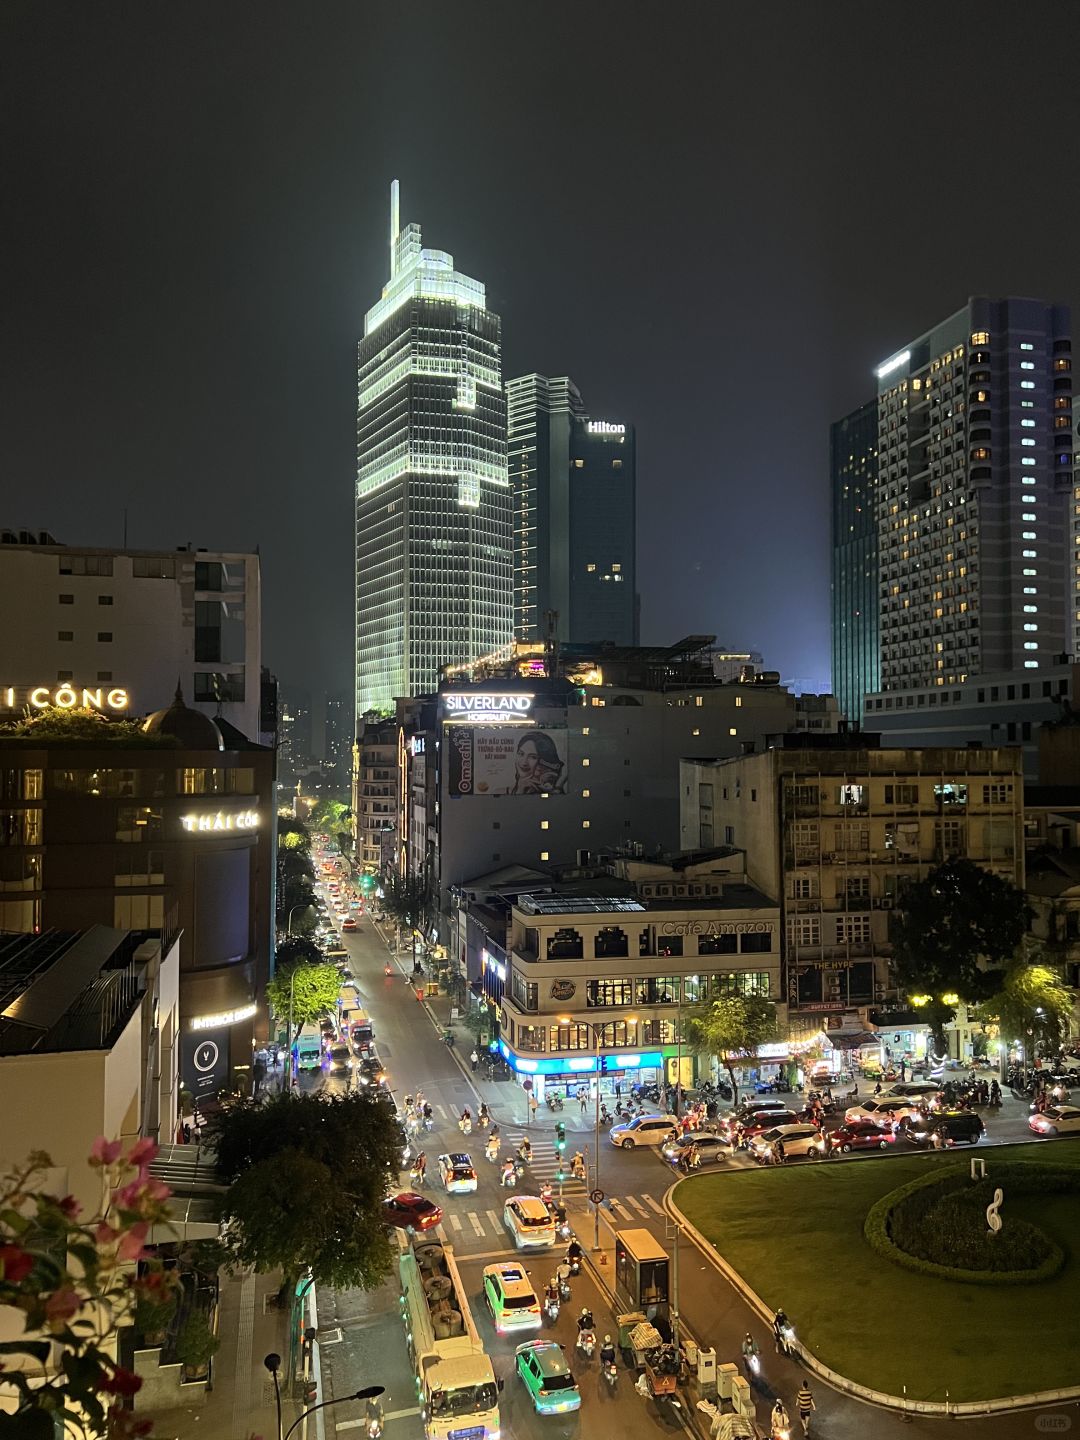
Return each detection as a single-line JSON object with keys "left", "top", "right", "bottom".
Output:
{"left": 425, "top": 1189, "right": 664, "bottom": 1244}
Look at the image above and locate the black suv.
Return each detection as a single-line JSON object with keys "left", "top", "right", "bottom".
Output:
{"left": 901, "top": 1110, "right": 984, "bottom": 1146}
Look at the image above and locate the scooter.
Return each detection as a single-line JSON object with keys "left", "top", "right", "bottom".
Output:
{"left": 556, "top": 1267, "right": 572, "bottom": 1302}
{"left": 544, "top": 1294, "right": 560, "bottom": 1323}
{"left": 565, "top": 1253, "right": 582, "bottom": 1277}
{"left": 602, "top": 1356, "right": 617, "bottom": 1388}
{"left": 576, "top": 1329, "right": 595, "bottom": 1360}
{"left": 485, "top": 1141, "right": 500, "bottom": 1163}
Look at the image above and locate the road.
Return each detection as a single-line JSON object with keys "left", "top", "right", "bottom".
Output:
{"left": 303, "top": 882, "right": 1078, "bottom": 1440}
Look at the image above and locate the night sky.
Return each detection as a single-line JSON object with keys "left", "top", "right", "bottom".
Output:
{"left": 5, "top": 3, "right": 1080, "bottom": 704}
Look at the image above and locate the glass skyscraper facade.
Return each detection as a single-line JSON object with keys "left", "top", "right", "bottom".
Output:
{"left": 830, "top": 399, "right": 879, "bottom": 723}
{"left": 507, "top": 374, "right": 637, "bottom": 646}
{"left": 355, "top": 182, "right": 512, "bottom": 716}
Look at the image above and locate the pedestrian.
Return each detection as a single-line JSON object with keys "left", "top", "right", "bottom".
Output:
{"left": 470, "top": 1048, "right": 479, "bottom": 1072}
{"left": 796, "top": 1381, "right": 815, "bottom": 1435}
{"left": 529, "top": 1094, "right": 539, "bottom": 1118}
{"left": 772, "top": 1137, "right": 786, "bottom": 1166}
{"left": 615, "top": 1082, "right": 622, "bottom": 1101}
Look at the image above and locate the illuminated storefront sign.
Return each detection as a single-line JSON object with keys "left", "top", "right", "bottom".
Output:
{"left": 660, "top": 920, "right": 773, "bottom": 937}
{"left": 497, "top": 1040, "right": 663, "bottom": 1075}
{"left": 2, "top": 685, "right": 129, "bottom": 711}
{"left": 443, "top": 692, "right": 533, "bottom": 720}
{"left": 586, "top": 421, "right": 626, "bottom": 436}
{"left": 181, "top": 810, "right": 259, "bottom": 833}
{"left": 190, "top": 1003, "right": 257, "bottom": 1031}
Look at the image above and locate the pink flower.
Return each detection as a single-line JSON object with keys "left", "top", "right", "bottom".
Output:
{"left": 100, "top": 1366, "right": 142, "bottom": 1397}
{"left": 114, "top": 1180, "right": 143, "bottom": 1210}
{"left": 95, "top": 1222, "right": 120, "bottom": 1245}
{"left": 116, "top": 1223, "right": 149, "bottom": 1262}
{"left": 90, "top": 1137, "right": 123, "bottom": 1167}
{"left": 0, "top": 1245, "right": 34, "bottom": 1285}
{"left": 58, "top": 1195, "right": 82, "bottom": 1219}
{"left": 126, "top": 1138, "right": 158, "bottom": 1168}
{"left": 44, "top": 1288, "right": 81, "bottom": 1326}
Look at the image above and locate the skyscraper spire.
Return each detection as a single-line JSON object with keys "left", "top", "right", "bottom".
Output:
{"left": 389, "top": 178, "right": 400, "bottom": 278}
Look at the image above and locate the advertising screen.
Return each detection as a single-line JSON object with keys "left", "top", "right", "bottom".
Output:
{"left": 447, "top": 726, "right": 568, "bottom": 797}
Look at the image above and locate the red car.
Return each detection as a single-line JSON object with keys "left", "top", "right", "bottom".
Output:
{"left": 383, "top": 1192, "right": 443, "bottom": 1232}
{"left": 826, "top": 1121, "right": 895, "bottom": 1155}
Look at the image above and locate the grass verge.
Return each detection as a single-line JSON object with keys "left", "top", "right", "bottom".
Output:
{"left": 675, "top": 1141, "right": 1080, "bottom": 1403}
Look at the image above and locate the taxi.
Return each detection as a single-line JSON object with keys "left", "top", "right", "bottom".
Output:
{"left": 515, "top": 1341, "right": 581, "bottom": 1414}
{"left": 436, "top": 1152, "right": 478, "bottom": 1194}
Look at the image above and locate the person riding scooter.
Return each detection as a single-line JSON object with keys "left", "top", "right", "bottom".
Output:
{"left": 577, "top": 1306, "right": 594, "bottom": 1334}
{"left": 600, "top": 1334, "right": 617, "bottom": 1368}
{"left": 741, "top": 1331, "right": 760, "bottom": 1376}
{"left": 565, "top": 1238, "right": 583, "bottom": 1273}
{"left": 517, "top": 1137, "right": 532, "bottom": 1163}
{"left": 771, "top": 1398, "right": 791, "bottom": 1439}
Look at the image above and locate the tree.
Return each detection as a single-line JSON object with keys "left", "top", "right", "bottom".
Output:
{"left": 981, "top": 944, "right": 1074, "bottom": 1059}
{"left": 0, "top": 1139, "right": 176, "bottom": 1440}
{"left": 275, "top": 935, "right": 324, "bottom": 971}
{"left": 209, "top": 1092, "right": 400, "bottom": 1291}
{"left": 310, "top": 798, "right": 349, "bottom": 832}
{"left": 266, "top": 962, "right": 341, "bottom": 1032}
{"left": 891, "top": 859, "right": 1030, "bottom": 1051}
{"left": 684, "top": 994, "right": 777, "bottom": 1104}
{"left": 277, "top": 817, "right": 311, "bottom": 852}
{"left": 380, "top": 872, "right": 430, "bottom": 969}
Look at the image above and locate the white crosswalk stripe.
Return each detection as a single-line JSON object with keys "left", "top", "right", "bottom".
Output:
{"left": 643, "top": 1194, "right": 664, "bottom": 1214}
{"left": 449, "top": 1213, "right": 463, "bottom": 1232}
{"left": 471, "top": 1213, "right": 484, "bottom": 1235}
{"left": 623, "top": 1195, "right": 649, "bottom": 1217}
{"left": 486, "top": 1209, "right": 502, "bottom": 1230}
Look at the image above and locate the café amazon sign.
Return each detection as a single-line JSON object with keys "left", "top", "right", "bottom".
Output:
{"left": 659, "top": 920, "right": 774, "bottom": 937}
{"left": 1, "top": 684, "right": 130, "bottom": 712}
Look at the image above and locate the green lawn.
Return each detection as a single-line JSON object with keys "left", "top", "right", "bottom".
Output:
{"left": 675, "top": 1142, "right": 1080, "bottom": 1403}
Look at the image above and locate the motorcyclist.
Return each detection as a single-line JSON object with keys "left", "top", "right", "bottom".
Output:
{"left": 741, "top": 1332, "right": 760, "bottom": 1371}
{"left": 566, "top": 1238, "right": 584, "bottom": 1266}
{"left": 365, "top": 1395, "right": 384, "bottom": 1437}
{"left": 544, "top": 1277, "right": 560, "bottom": 1309}
{"left": 773, "top": 1308, "right": 792, "bottom": 1352}
{"left": 571, "top": 1150, "right": 586, "bottom": 1179}
{"left": 517, "top": 1137, "right": 532, "bottom": 1162}
{"left": 459, "top": 1107, "right": 472, "bottom": 1134}
{"left": 422, "top": 1102, "right": 433, "bottom": 1128}
{"left": 600, "top": 1334, "right": 616, "bottom": 1368}
{"left": 577, "top": 1306, "right": 595, "bottom": 1334}
{"left": 478, "top": 1102, "right": 490, "bottom": 1128}
{"left": 771, "top": 1398, "right": 790, "bottom": 1437}
{"left": 485, "top": 1134, "right": 499, "bottom": 1162}
{"left": 501, "top": 1159, "right": 516, "bottom": 1187}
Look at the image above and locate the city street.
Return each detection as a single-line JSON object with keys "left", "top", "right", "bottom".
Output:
{"left": 303, "top": 884, "right": 1080, "bottom": 1440}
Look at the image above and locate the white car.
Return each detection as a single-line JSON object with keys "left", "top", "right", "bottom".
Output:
{"left": 504, "top": 1195, "right": 556, "bottom": 1250}
{"left": 843, "top": 1097, "right": 922, "bottom": 1126}
{"left": 436, "top": 1153, "right": 478, "bottom": 1194}
{"left": 1028, "top": 1105, "right": 1080, "bottom": 1138}
{"left": 609, "top": 1115, "right": 676, "bottom": 1150}
{"left": 747, "top": 1123, "right": 824, "bottom": 1163}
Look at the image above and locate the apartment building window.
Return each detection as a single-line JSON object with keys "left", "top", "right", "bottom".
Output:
{"left": 788, "top": 916, "right": 821, "bottom": 947}
{"left": 511, "top": 974, "right": 538, "bottom": 1012}
{"left": 59, "top": 594, "right": 74, "bottom": 605}
{"left": 792, "top": 821, "right": 818, "bottom": 859}
{"left": 836, "top": 915, "right": 871, "bottom": 945}
{"left": 983, "top": 784, "right": 1012, "bottom": 804}
{"left": 194, "top": 561, "right": 224, "bottom": 590}
{"left": 98, "top": 595, "right": 113, "bottom": 606}
{"left": 115, "top": 806, "right": 163, "bottom": 842}
{"left": 936, "top": 820, "right": 965, "bottom": 857}
{"left": 844, "top": 874, "right": 870, "bottom": 902}
{"left": 0, "top": 810, "right": 43, "bottom": 847}
{"left": 57, "top": 631, "right": 73, "bottom": 642}
{"left": 194, "top": 672, "right": 245, "bottom": 702}
{"left": 984, "top": 819, "right": 1015, "bottom": 858}
{"left": 740, "top": 931, "right": 772, "bottom": 954}
{"left": 835, "top": 822, "right": 869, "bottom": 852}
{"left": 884, "top": 783, "right": 919, "bottom": 805}
{"left": 586, "top": 978, "right": 633, "bottom": 1008}
{"left": 58, "top": 554, "right": 113, "bottom": 576}
{"left": 115, "top": 849, "right": 165, "bottom": 886}
{"left": 791, "top": 874, "right": 818, "bottom": 899}
{"left": 789, "top": 784, "right": 819, "bottom": 807}
{"left": 935, "top": 783, "right": 967, "bottom": 807}
{"left": 97, "top": 632, "right": 113, "bottom": 643}
{"left": 180, "top": 767, "right": 226, "bottom": 795}
{"left": 132, "top": 557, "right": 175, "bottom": 579}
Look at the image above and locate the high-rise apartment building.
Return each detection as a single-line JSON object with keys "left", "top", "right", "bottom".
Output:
{"left": 355, "top": 182, "right": 512, "bottom": 716}
{"left": 874, "top": 297, "right": 1072, "bottom": 691}
{"left": 323, "top": 692, "right": 353, "bottom": 788}
{"left": 507, "top": 375, "right": 636, "bottom": 646}
{"left": 830, "top": 399, "right": 879, "bottom": 724}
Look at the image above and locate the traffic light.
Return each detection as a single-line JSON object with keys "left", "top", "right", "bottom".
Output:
{"left": 360, "top": 873, "right": 376, "bottom": 894}
{"left": 555, "top": 1122, "right": 566, "bottom": 1154}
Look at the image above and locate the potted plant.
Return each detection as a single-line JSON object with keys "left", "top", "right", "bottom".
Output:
{"left": 175, "top": 1308, "right": 220, "bottom": 1382}
{"left": 134, "top": 1291, "right": 178, "bottom": 1348}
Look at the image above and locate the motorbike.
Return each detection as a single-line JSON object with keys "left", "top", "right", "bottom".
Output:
{"left": 774, "top": 1323, "right": 795, "bottom": 1357}
{"left": 383, "top": 964, "right": 392, "bottom": 977}
{"left": 556, "top": 1267, "right": 573, "bottom": 1302}
{"left": 501, "top": 1166, "right": 517, "bottom": 1188}
{"left": 565, "top": 1253, "right": 582, "bottom": 1277}
{"left": 576, "top": 1329, "right": 596, "bottom": 1360}
{"left": 544, "top": 1294, "right": 560, "bottom": 1323}
{"left": 459, "top": 1117, "right": 472, "bottom": 1135}
{"left": 556, "top": 1217, "right": 573, "bottom": 1242}
{"left": 770, "top": 1404, "right": 791, "bottom": 1440}
{"left": 485, "top": 1141, "right": 499, "bottom": 1163}
{"left": 366, "top": 1414, "right": 382, "bottom": 1440}
{"left": 742, "top": 1350, "right": 760, "bottom": 1381}
{"left": 546, "top": 1092, "right": 564, "bottom": 1111}
{"left": 602, "top": 1356, "right": 617, "bottom": 1387}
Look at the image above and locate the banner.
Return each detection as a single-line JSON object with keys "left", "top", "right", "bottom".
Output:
{"left": 447, "top": 727, "right": 568, "bottom": 797}
{"left": 181, "top": 1027, "right": 231, "bottom": 1102}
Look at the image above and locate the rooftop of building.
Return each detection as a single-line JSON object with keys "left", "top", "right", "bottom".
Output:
{"left": 0, "top": 529, "right": 256, "bottom": 560}
{"left": 514, "top": 877, "right": 774, "bottom": 917}
{"left": 0, "top": 926, "right": 166, "bottom": 1056}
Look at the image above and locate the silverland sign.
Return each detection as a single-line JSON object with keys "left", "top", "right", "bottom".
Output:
{"left": 660, "top": 920, "right": 773, "bottom": 937}
{"left": 444, "top": 692, "right": 533, "bottom": 717}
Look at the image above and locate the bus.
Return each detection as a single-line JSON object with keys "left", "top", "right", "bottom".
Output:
{"left": 293, "top": 1030, "right": 323, "bottom": 1072}
{"left": 399, "top": 1235, "right": 500, "bottom": 1440}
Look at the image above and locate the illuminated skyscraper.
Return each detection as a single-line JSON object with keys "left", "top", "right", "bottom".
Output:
{"left": 830, "top": 398, "right": 879, "bottom": 724}
{"left": 355, "top": 181, "right": 511, "bottom": 715}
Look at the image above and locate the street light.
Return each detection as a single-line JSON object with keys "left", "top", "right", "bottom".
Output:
{"left": 263, "top": 1354, "right": 283, "bottom": 1440}
{"left": 286, "top": 902, "right": 312, "bottom": 937}
{"left": 559, "top": 1013, "right": 638, "bottom": 1252}
{"left": 274, "top": 1383, "right": 385, "bottom": 1440}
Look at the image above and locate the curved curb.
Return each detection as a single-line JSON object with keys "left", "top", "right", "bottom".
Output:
{"left": 663, "top": 1179, "right": 1080, "bottom": 1418}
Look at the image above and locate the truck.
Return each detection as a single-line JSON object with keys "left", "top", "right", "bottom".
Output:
{"left": 292, "top": 1030, "right": 323, "bottom": 1072}
{"left": 398, "top": 1235, "right": 500, "bottom": 1440}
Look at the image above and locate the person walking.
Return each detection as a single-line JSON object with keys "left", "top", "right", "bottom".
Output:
{"left": 796, "top": 1381, "right": 815, "bottom": 1435}
{"left": 470, "top": 1048, "right": 479, "bottom": 1072}
{"left": 579, "top": 1088, "right": 588, "bottom": 1116}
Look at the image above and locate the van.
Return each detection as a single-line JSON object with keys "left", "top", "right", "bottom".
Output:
{"left": 350, "top": 1010, "right": 374, "bottom": 1048}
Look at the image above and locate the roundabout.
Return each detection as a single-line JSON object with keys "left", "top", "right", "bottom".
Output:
{"left": 673, "top": 1141, "right": 1080, "bottom": 1405}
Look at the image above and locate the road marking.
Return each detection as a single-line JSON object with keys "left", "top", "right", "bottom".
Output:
{"left": 449, "top": 1214, "right": 463, "bottom": 1232}
{"left": 643, "top": 1194, "right": 664, "bottom": 1214}
{"left": 435, "top": 1224, "right": 447, "bottom": 1240}
{"left": 486, "top": 1209, "right": 502, "bottom": 1230}
{"left": 623, "top": 1195, "right": 649, "bottom": 1216}
{"left": 336, "top": 1409, "right": 421, "bottom": 1430}
{"left": 471, "top": 1213, "right": 485, "bottom": 1235}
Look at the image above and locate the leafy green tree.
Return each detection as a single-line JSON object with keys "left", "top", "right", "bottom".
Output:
{"left": 210, "top": 1093, "right": 400, "bottom": 1291}
{"left": 310, "top": 798, "right": 349, "bottom": 832}
{"left": 891, "top": 858, "right": 1030, "bottom": 1051}
{"left": 380, "top": 872, "right": 430, "bottom": 969}
{"left": 684, "top": 994, "right": 777, "bottom": 1104}
{"left": 266, "top": 962, "right": 341, "bottom": 1031}
{"left": 277, "top": 817, "right": 311, "bottom": 851}
{"left": 982, "top": 944, "right": 1074, "bottom": 1059}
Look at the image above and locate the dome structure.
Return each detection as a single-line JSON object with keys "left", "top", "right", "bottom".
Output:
{"left": 142, "top": 684, "right": 224, "bottom": 750}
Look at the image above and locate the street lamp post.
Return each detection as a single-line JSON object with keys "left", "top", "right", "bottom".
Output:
{"left": 261, "top": 1372, "right": 384, "bottom": 1440}
{"left": 264, "top": 1353, "right": 283, "bottom": 1440}
{"left": 561, "top": 1014, "right": 637, "bottom": 1252}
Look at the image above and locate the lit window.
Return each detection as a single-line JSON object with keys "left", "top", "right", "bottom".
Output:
{"left": 1024, "top": 624, "right": 1038, "bottom": 632}
{"left": 1025, "top": 661, "right": 1039, "bottom": 668}
{"left": 1021, "top": 419, "right": 1036, "bottom": 428}
{"left": 1023, "top": 494, "right": 1036, "bottom": 502}
{"left": 581, "top": 789, "right": 590, "bottom": 798}
{"left": 582, "top": 758, "right": 590, "bottom": 767}
{"left": 692, "top": 728, "right": 701, "bottom": 736}
{"left": 971, "top": 447, "right": 990, "bottom": 460}
{"left": 574, "top": 459, "right": 584, "bottom": 469}
{"left": 1020, "top": 342, "right": 1034, "bottom": 351}
{"left": 1024, "top": 568, "right": 1037, "bottom": 576}
{"left": 581, "top": 727, "right": 589, "bottom": 736}
{"left": 735, "top": 695, "right": 742, "bottom": 707}
{"left": 1023, "top": 605, "right": 1038, "bottom": 613}
{"left": 1023, "top": 588, "right": 1037, "bottom": 595}
{"left": 971, "top": 331, "right": 989, "bottom": 345}
{"left": 1021, "top": 361, "right": 1035, "bottom": 370}
{"left": 1023, "top": 532, "right": 1037, "bottom": 540}
{"left": 1023, "top": 550, "right": 1037, "bottom": 558}
{"left": 540, "top": 851, "right": 550, "bottom": 861}
{"left": 1024, "top": 642, "right": 1038, "bottom": 650}
{"left": 1023, "top": 513, "right": 1037, "bottom": 522}
{"left": 728, "top": 727, "right": 737, "bottom": 736}
{"left": 540, "top": 820, "right": 549, "bottom": 830}
{"left": 1022, "top": 438, "right": 1035, "bottom": 446}
{"left": 612, "top": 563, "right": 621, "bottom": 573}
{"left": 582, "top": 820, "right": 590, "bottom": 830}
{"left": 586, "top": 563, "right": 596, "bottom": 573}
{"left": 1022, "top": 458, "right": 1036, "bottom": 466}
{"left": 694, "top": 695, "right": 703, "bottom": 707}
{"left": 1022, "top": 399, "right": 1034, "bottom": 406}
{"left": 1021, "top": 381, "right": 1035, "bottom": 389}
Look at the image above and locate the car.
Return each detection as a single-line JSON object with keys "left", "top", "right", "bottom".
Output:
{"left": 1028, "top": 1104, "right": 1080, "bottom": 1138}
{"left": 483, "top": 1263, "right": 541, "bottom": 1334}
{"left": 735, "top": 1109, "right": 799, "bottom": 1144}
{"left": 514, "top": 1341, "right": 581, "bottom": 1415}
{"left": 437, "top": 1153, "right": 478, "bottom": 1194}
{"left": 341, "top": 918, "right": 358, "bottom": 932}
{"left": 504, "top": 1195, "right": 557, "bottom": 1250}
{"left": 355, "top": 1054, "right": 388, "bottom": 1087}
{"left": 826, "top": 1121, "right": 896, "bottom": 1154}
{"left": 747, "top": 1123, "right": 824, "bottom": 1163}
{"left": 735, "top": 1096, "right": 792, "bottom": 1116}
{"left": 319, "top": 1016, "right": 337, "bottom": 1039}
{"left": 382, "top": 1192, "right": 443, "bottom": 1232}
{"left": 881, "top": 1082, "right": 941, "bottom": 1099}
{"left": 660, "top": 1133, "right": 729, "bottom": 1166}
{"left": 323, "top": 1043, "right": 353, "bottom": 1076}
{"left": 900, "top": 1111, "right": 984, "bottom": 1146}
{"left": 609, "top": 1115, "right": 676, "bottom": 1150}
{"left": 843, "top": 1098, "right": 921, "bottom": 1126}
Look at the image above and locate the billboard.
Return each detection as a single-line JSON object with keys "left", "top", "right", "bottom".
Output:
{"left": 447, "top": 727, "right": 568, "bottom": 797}
{"left": 181, "top": 1027, "right": 231, "bottom": 1103}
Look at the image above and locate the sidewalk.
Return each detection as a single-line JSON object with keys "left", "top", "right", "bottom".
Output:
{"left": 146, "top": 1269, "right": 296, "bottom": 1440}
